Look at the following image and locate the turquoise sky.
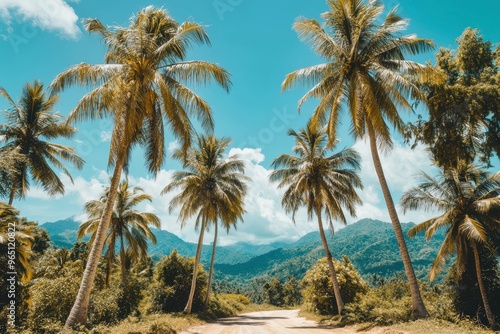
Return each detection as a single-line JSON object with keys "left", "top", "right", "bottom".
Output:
{"left": 1, "top": 0, "right": 499, "bottom": 244}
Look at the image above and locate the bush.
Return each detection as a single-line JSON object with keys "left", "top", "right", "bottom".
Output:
{"left": 148, "top": 249, "right": 207, "bottom": 313}
{"left": 201, "top": 298, "right": 237, "bottom": 319}
{"left": 342, "top": 273, "right": 454, "bottom": 325}
{"left": 26, "top": 271, "right": 80, "bottom": 333}
{"left": 301, "top": 255, "right": 367, "bottom": 315}
{"left": 27, "top": 260, "right": 141, "bottom": 332}
{"left": 201, "top": 293, "right": 252, "bottom": 319}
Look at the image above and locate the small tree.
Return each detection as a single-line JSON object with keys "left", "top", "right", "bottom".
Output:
{"left": 263, "top": 278, "right": 284, "bottom": 306}
{"left": 302, "top": 256, "right": 367, "bottom": 315}
{"left": 149, "top": 250, "right": 207, "bottom": 313}
{"left": 283, "top": 276, "right": 302, "bottom": 306}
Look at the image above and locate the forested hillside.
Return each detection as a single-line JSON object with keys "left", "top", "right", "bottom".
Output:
{"left": 42, "top": 218, "right": 445, "bottom": 284}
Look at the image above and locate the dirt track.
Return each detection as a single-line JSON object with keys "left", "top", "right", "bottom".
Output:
{"left": 178, "top": 309, "right": 359, "bottom": 334}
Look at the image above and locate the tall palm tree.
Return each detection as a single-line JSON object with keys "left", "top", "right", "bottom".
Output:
{"left": 163, "top": 134, "right": 247, "bottom": 314}
{"left": 0, "top": 80, "right": 84, "bottom": 205}
{"left": 77, "top": 180, "right": 160, "bottom": 286}
{"left": 51, "top": 7, "right": 230, "bottom": 326}
{"left": 281, "top": 0, "right": 437, "bottom": 317}
{"left": 269, "top": 124, "right": 362, "bottom": 314}
{"left": 402, "top": 163, "right": 500, "bottom": 328}
{"left": 0, "top": 202, "right": 34, "bottom": 282}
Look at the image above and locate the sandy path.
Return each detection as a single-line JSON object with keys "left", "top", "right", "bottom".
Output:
{"left": 179, "top": 309, "right": 358, "bottom": 334}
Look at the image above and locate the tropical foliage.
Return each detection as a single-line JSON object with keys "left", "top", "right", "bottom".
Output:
{"left": 270, "top": 124, "right": 362, "bottom": 314}
{"left": 78, "top": 180, "right": 160, "bottom": 285}
{"left": 148, "top": 249, "right": 207, "bottom": 314}
{"left": 302, "top": 256, "right": 367, "bottom": 315}
{"left": 163, "top": 134, "right": 248, "bottom": 313}
{"left": 50, "top": 6, "right": 230, "bottom": 326}
{"left": 282, "top": 0, "right": 437, "bottom": 318}
{"left": 2, "top": 1, "right": 500, "bottom": 332}
{"left": 402, "top": 162, "right": 500, "bottom": 328}
{"left": 405, "top": 28, "right": 500, "bottom": 169}
{"left": 0, "top": 80, "right": 84, "bottom": 205}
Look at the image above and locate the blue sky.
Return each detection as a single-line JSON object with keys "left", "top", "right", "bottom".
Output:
{"left": 1, "top": 0, "right": 499, "bottom": 245}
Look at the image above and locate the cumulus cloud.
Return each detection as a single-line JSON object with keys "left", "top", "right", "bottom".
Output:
{"left": 100, "top": 131, "right": 112, "bottom": 142}
{"left": 352, "top": 138, "right": 440, "bottom": 224}
{"left": 0, "top": 0, "right": 80, "bottom": 39}
{"left": 167, "top": 140, "right": 180, "bottom": 154}
{"left": 25, "top": 140, "right": 441, "bottom": 245}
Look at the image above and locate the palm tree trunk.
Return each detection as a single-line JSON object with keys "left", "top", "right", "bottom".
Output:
{"left": 184, "top": 216, "right": 206, "bottom": 314}
{"left": 316, "top": 206, "right": 344, "bottom": 314}
{"left": 65, "top": 119, "right": 128, "bottom": 327}
{"left": 366, "top": 121, "right": 428, "bottom": 319}
{"left": 120, "top": 234, "right": 127, "bottom": 286}
{"left": 8, "top": 186, "right": 15, "bottom": 206}
{"left": 204, "top": 221, "right": 218, "bottom": 309}
{"left": 471, "top": 241, "right": 497, "bottom": 328}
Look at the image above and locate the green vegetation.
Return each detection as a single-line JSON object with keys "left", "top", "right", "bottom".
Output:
{"left": 302, "top": 256, "right": 367, "bottom": 315}
{"left": 0, "top": 80, "right": 84, "bottom": 205}
{"left": 1, "top": 0, "right": 500, "bottom": 332}
{"left": 270, "top": 124, "right": 363, "bottom": 314}
{"left": 282, "top": 0, "right": 438, "bottom": 319}
{"left": 163, "top": 134, "right": 248, "bottom": 313}
{"left": 51, "top": 6, "right": 231, "bottom": 327}
{"left": 78, "top": 180, "right": 160, "bottom": 286}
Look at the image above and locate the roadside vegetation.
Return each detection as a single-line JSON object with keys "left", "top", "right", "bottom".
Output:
{"left": 1, "top": 0, "right": 500, "bottom": 333}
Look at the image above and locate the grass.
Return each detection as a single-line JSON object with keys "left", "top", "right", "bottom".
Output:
{"left": 299, "top": 309, "right": 497, "bottom": 334}
{"left": 89, "top": 313, "right": 205, "bottom": 334}
{"left": 49, "top": 296, "right": 281, "bottom": 334}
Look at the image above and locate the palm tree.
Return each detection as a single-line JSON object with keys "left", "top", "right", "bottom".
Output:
{"left": 269, "top": 124, "right": 362, "bottom": 314}
{"left": 401, "top": 163, "right": 500, "bottom": 328}
{"left": 51, "top": 7, "right": 230, "bottom": 326}
{"left": 0, "top": 202, "right": 34, "bottom": 282}
{"left": 281, "top": 0, "right": 437, "bottom": 317}
{"left": 78, "top": 180, "right": 160, "bottom": 286}
{"left": 163, "top": 134, "right": 247, "bottom": 314}
{"left": 0, "top": 148, "right": 24, "bottom": 200}
{"left": 0, "top": 80, "right": 84, "bottom": 205}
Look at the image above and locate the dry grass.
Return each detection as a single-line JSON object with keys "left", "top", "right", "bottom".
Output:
{"left": 299, "top": 310, "right": 497, "bottom": 334}
{"left": 83, "top": 313, "right": 205, "bottom": 334}
{"left": 390, "top": 319, "right": 495, "bottom": 334}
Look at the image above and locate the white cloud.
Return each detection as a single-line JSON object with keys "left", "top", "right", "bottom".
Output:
{"left": 167, "top": 140, "right": 180, "bottom": 154}
{"left": 0, "top": 0, "right": 80, "bottom": 39}
{"left": 100, "top": 131, "right": 112, "bottom": 142}
{"left": 25, "top": 140, "right": 442, "bottom": 246}
{"left": 352, "top": 138, "right": 440, "bottom": 224}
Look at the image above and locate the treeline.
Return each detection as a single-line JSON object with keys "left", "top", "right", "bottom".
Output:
{"left": 1, "top": 0, "right": 500, "bottom": 331}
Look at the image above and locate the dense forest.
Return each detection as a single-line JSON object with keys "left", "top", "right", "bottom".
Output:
{"left": 1, "top": 0, "right": 500, "bottom": 333}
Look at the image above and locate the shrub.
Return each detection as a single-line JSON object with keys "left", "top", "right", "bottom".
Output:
{"left": 342, "top": 273, "right": 444, "bottom": 325}
{"left": 27, "top": 271, "right": 80, "bottom": 333}
{"left": 301, "top": 255, "right": 367, "bottom": 315}
{"left": 148, "top": 249, "right": 207, "bottom": 313}
{"left": 202, "top": 293, "right": 252, "bottom": 319}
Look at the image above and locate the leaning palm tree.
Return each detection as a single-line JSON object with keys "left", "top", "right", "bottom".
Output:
{"left": 0, "top": 202, "right": 34, "bottom": 282}
{"left": 51, "top": 7, "right": 230, "bottom": 326}
{"left": 281, "top": 0, "right": 438, "bottom": 317}
{"left": 78, "top": 180, "right": 160, "bottom": 286}
{"left": 163, "top": 134, "right": 247, "bottom": 314}
{"left": 401, "top": 163, "right": 500, "bottom": 328}
{"left": 269, "top": 124, "right": 362, "bottom": 314}
{"left": 0, "top": 80, "right": 84, "bottom": 205}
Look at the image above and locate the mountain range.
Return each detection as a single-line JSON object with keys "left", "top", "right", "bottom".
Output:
{"left": 40, "top": 217, "right": 446, "bottom": 282}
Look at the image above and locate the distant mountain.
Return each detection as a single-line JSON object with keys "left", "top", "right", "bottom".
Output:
{"left": 40, "top": 218, "right": 289, "bottom": 265}
{"left": 41, "top": 218, "right": 81, "bottom": 249}
{"left": 215, "top": 218, "right": 445, "bottom": 283}
{"left": 40, "top": 217, "right": 445, "bottom": 283}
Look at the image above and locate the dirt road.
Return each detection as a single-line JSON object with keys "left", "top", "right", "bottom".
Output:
{"left": 179, "top": 309, "right": 358, "bottom": 334}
